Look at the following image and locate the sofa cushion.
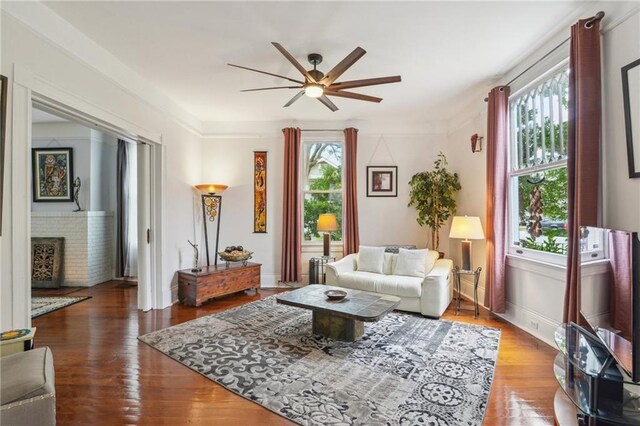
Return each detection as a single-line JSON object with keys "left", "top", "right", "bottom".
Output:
{"left": 357, "top": 246, "right": 385, "bottom": 274}
{"left": 1, "top": 347, "right": 55, "bottom": 405}
{"left": 425, "top": 250, "right": 439, "bottom": 274}
{"left": 336, "top": 271, "right": 380, "bottom": 292}
{"left": 394, "top": 248, "right": 428, "bottom": 277}
{"left": 337, "top": 271, "right": 423, "bottom": 298}
{"left": 382, "top": 253, "right": 397, "bottom": 275}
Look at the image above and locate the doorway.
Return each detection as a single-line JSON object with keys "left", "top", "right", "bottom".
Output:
{"left": 23, "top": 97, "right": 160, "bottom": 319}
{"left": 30, "top": 106, "right": 129, "bottom": 294}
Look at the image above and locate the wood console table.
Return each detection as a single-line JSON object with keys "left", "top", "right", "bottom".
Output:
{"left": 178, "top": 262, "right": 261, "bottom": 306}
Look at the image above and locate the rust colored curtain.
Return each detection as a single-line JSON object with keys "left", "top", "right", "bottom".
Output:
{"left": 343, "top": 128, "right": 360, "bottom": 255}
{"left": 484, "top": 86, "right": 510, "bottom": 313}
{"left": 563, "top": 17, "right": 602, "bottom": 324}
{"left": 609, "top": 231, "right": 633, "bottom": 340}
{"left": 281, "top": 127, "right": 302, "bottom": 283}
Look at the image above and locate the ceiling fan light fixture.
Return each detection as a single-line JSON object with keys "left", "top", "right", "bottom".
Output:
{"left": 304, "top": 84, "right": 324, "bottom": 98}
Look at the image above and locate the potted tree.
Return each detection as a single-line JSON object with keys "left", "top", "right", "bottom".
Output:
{"left": 408, "top": 152, "right": 461, "bottom": 253}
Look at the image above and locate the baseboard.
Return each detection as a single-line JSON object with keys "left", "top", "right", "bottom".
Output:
{"left": 457, "top": 276, "right": 557, "bottom": 348}
{"left": 496, "top": 301, "right": 559, "bottom": 348}
{"left": 260, "top": 274, "right": 287, "bottom": 288}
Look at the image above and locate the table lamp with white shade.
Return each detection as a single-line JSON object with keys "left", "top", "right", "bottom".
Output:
{"left": 449, "top": 216, "right": 484, "bottom": 271}
{"left": 317, "top": 213, "right": 338, "bottom": 257}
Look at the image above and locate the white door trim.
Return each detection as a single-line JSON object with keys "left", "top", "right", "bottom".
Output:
{"left": 137, "top": 143, "right": 153, "bottom": 311}
{"left": 9, "top": 64, "right": 165, "bottom": 327}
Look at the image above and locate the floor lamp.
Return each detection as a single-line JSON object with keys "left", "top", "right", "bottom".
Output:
{"left": 195, "top": 184, "right": 228, "bottom": 267}
{"left": 449, "top": 216, "right": 485, "bottom": 271}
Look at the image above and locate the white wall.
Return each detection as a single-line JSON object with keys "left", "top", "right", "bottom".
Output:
{"left": 201, "top": 121, "right": 451, "bottom": 285}
{"left": 446, "top": 109, "right": 489, "bottom": 301}
{"left": 1, "top": 4, "right": 202, "bottom": 330}
{"left": 31, "top": 122, "right": 91, "bottom": 212}
{"left": 89, "top": 129, "right": 118, "bottom": 212}
{"left": 602, "top": 7, "right": 640, "bottom": 232}
{"left": 445, "top": 3, "right": 640, "bottom": 346}
{"left": 31, "top": 122, "right": 117, "bottom": 213}
{"left": 201, "top": 135, "right": 283, "bottom": 285}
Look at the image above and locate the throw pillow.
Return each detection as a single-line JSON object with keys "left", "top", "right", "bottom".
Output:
{"left": 393, "top": 248, "right": 428, "bottom": 278}
{"left": 357, "top": 246, "right": 385, "bottom": 274}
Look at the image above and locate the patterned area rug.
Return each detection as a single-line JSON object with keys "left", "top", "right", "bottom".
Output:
{"left": 32, "top": 287, "right": 85, "bottom": 297}
{"left": 31, "top": 296, "right": 91, "bottom": 318}
{"left": 139, "top": 296, "right": 500, "bottom": 426}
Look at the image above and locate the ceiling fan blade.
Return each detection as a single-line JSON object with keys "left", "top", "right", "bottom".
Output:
{"left": 317, "top": 95, "right": 339, "bottom": 112}
{"left": 271, "top": 42, "right": 316, "bottom": 83}
{"left": 228, "top": 63, "right": 305, "bottom": 85}
{"left": 241, "top": 86, "right": 302, "bottom": 92}
{"left": 329, "top": 76, "right": 401, "bottom": 91}
{"left": 283, "top": 91, "right": 305, "bottom": 108}
{"left": 320, "top": 47, "right": 366, "bottom": 86}
{"left": 325, "top": 90, "right": 382, "bottom": 103}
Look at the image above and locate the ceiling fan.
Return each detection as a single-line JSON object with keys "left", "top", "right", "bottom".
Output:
{"left": 228, "top": 42, "right": 401, "bottom": 112}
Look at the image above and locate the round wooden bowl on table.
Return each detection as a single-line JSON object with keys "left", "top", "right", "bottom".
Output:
{"left": 324, "top": 289, "right": 347, "bottom": 301}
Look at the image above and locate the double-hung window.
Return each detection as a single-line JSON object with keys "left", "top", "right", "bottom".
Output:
{"left": 508, "top": 64, "right": 571, "bottom": 264}
{"left": 507, "top": 63, "right": 605, "bottom": 264}
{"left": 302, "top": 140, "right": 344, "bottom": 244}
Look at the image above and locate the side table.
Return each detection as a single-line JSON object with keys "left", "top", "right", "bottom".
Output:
{"left": 453, "top": 266, "right": 482, "bottom": 318}
{"left": 178, "top": 262, "right": 261, "bottom": 306}
{"left": 309, "top": 256, "right": 336, "bottom": 284}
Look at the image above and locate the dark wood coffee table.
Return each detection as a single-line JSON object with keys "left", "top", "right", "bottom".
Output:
{"left": 276, "top": 284, "right": 401, "bottom": 341}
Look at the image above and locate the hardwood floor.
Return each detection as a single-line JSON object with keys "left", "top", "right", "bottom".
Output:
{"left": 32, "top": 281, "right": 558, "bottom": 425}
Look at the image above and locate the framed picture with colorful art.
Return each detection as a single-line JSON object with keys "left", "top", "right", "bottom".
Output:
{"left": 32, "top": 147, "right": 74, "bottom": 202}
{"left": 366, "top": 165, "right": 397, "bottom": 197}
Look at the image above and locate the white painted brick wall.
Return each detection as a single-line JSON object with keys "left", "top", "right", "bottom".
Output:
{"left": 32, "top": 211, "right": 114, "bottom": 287}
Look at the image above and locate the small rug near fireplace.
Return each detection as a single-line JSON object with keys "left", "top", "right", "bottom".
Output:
{"left": 139, "top": 296, "right": 500, "bottom": 426}
{"left": 31, "top": 296, "right": 91, "bottom": 319}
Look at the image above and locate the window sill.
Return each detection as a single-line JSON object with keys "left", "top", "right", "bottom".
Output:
{"left": 507, "top": 253, "right": 566, "bottom": 269}
{"left": 302, "top": 242, "right": 343, "bottom": 254}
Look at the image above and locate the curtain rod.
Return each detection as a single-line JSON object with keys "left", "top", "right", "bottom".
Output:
{"left": 281, "top": 128, "right": 347, "bottom": 133}
{"left": 484, "top": 11, "right": 604, "bottom": 102}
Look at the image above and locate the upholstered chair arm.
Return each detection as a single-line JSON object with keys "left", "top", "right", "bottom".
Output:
{"left": 325, "top": 254, "right": 357, "bottom": 285}
{"left": 420, "top": 258, "right": 454, "bottom": 317}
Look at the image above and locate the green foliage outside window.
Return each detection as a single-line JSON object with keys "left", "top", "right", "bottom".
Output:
{"left": 517, "top": 166, "right": 568, "bottom": 227}
{"left": 303, "top": 143, "right": 343, "bottom": 242}
{"left": 514, "top": 74, "right": 569, "bottom": 254}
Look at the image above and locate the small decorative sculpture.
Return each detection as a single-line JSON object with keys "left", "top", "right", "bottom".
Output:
{"left": 188, "top": 240, "right": 202, "bottom": 273}
{"left": 72, "top": 177, "right": 84, "bottom": 212}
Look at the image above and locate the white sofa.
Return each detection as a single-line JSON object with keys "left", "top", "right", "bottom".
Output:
{"left": 325, "top": 250, "right": 454, "bottom": 318}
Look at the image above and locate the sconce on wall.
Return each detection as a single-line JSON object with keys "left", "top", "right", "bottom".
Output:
{"left": 471, "top": 133, "right": 483, "bottom": 153}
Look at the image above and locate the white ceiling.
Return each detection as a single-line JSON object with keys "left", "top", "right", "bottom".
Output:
{"left": 43, "top": 1, "right": 591, "bottom": 123}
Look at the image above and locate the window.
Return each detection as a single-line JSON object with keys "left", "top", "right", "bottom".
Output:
{"left": 302, "top": 141, "right": 343, "bottom": 243}
{"left": 508, "top": 65, "right": 570, "bottom": 263}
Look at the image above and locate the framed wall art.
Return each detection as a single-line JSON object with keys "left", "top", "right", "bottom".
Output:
{"left": 0, "top": 75, "right": 7, "bottom": 235}
{"left": 622, "top": 58, "right": 640, "bottom": 178}
{"left": 253, "top": 151, "right": 267, "bottom": 232}
{"left": 367, "top": 165, "right": 398, "bottom": 197}
{"left": 32, "top": 147, "right": 74, "bottom": 202}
